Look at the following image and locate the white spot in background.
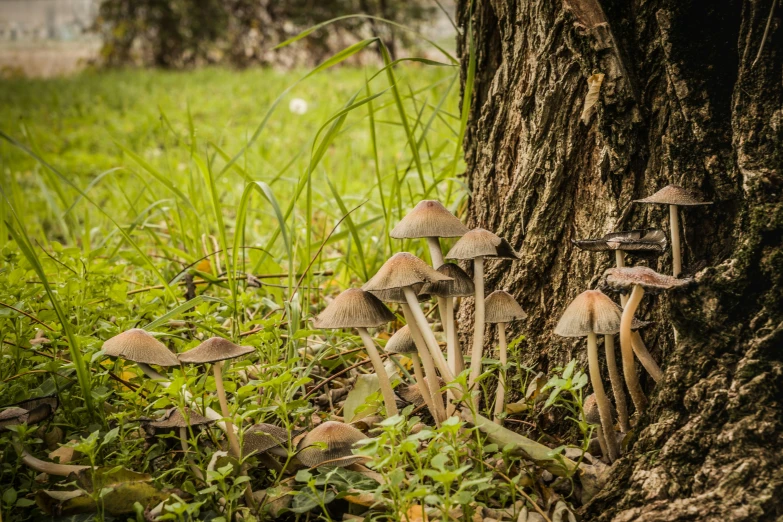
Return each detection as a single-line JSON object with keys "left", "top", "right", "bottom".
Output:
{"left": 289, "top": 98, "right": 308, "bottom": 115}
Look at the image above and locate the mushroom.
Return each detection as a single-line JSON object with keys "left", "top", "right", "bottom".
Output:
{"left": 633, "top": 185, "right": 712, "bottom": 277}
{"left": 603, "top": 267, "right": 691, "bottom": 415}
{"left": 390, "top": 200, "right": 469, "bottom": 268}
{"left": 145, "top": 407, "right": 213, "bottom": 480}
{"left": 103, "top": 328, "right": 180, "bottom": 375}
{"left": 363, "top": 253, "right": 460, "bottom": 406}
{"left": 554, "top": 290, "right": 621, "bottom": 462}
{"left": 484, "top": 290, "right": 527, "bottom": 425}
{"left": 385, "top": 326, "right": 440, "bottom": 424}
{"left": 445, "top": 228, "right": 520, "bottom": 397}
{"left": 602, "top": 331, "right": 630, "bottom": 433}
{"left": 296, "top": 421, "right": 368, "bottom": 468}
{"left": 584, "top": 393, "right": 611, "bottom": 462}
{"left": 420, "top": 263, "right": 475, "bottom": 377}
{"left": 243, "top": 423, "right": 291, "bottom": 458}
{"left": 313, "top": 288, "right": 399, "bottom": 417}
{"left": 178, "top": 337, "right": 254, "bottom": 458}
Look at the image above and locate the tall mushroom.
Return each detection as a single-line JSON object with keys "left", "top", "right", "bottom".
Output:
{"left": 554, "top": 290, "right": 621, "bottom": 462}
{"left": 296, "top": 421, "right": 368, "bottom": 468}
{"left": 385, "top": 326, "right": 440, "bottom": 424}
{"left": 485, "top": 290, "right": 527, "bottom": 425}
{"left": 603, "top": 267, "right": 691, "bottom": 415}
{"left": 178, "top": 337, "right": 254, "bottom": 458}
{"left": 633, "top": 185, "right": 712, "bottom": 277}
{"left": 313, "top": 288, "right": 399, "bottom": 417}
{"left": 390, "top": 200, "right": 469, "bottom": 269}
{"left": 445, "top": 228, "right": 520, "bottom": 397}
{"left": 363, "top": 253, "right": 460, "bottom": 406}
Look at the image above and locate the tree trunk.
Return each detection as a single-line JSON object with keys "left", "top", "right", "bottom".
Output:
{"left": 456, "top": 0, "right": 782, "bottom": 520}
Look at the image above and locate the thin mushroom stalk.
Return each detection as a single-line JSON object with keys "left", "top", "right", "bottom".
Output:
{"left": 179, "top": 426, "right": 205, "bottom": 480}
{"left": 492, "top": 322, "right": 508, "bottom": 425}
{"left": 604, "top": 334, "right": 630, "bottom": 432}
{"left": 356, "top": 327, "right": 399, "bottom": 416}
{"left": 587, "top": 332, "right": 620, "bottom": 461}
{"left": 620, "top": 286, "right": 649, "bottom": 413}
{"left": 631, "top": 332, "right": 662, "bottom": 382}
{"left": 410, "top": 351, "right": 441, "bottom": 426}
{"left": 615, "top": 250, "right": 628, "bottom": 306}
{"left": 468, "top": 256, "right": 485, "bottom": 395}
{"left": 402, "top": 303, "right": 447, "bottom": 423}
{"left": 594, "top": 426, "right": 610, "bottom": 462}
{"left": 670, "top": 204, "right": 682, "bottom": 277}
{"left": 444, "top": 296, "right": 458, "bottom": 414}
{"left": 213, "top": 361, "right": 242, "bottom": 458}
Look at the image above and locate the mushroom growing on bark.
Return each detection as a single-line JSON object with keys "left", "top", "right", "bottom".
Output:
{"left": 313, "top": 288, "right": 399, "bottom": 417}
{"left": 178, "top": 337, "right": 254, "bottom": 458}
{"left": 603, "top": 267, "right": 692, "bottom": 415}
{"left": 385, "top": 326, "right": 440, "bottom": 424}
{"left": 554, "top": 290, "right": 621, "bottom": 462}
{"left": 484, "top": 290, "right": 527, "bottom": 425}
{"left": 296, "top": 421, "right": 368, "bottom": 468}
{"left": 446, "top": 228, "right": 520, "bottom": 399}
{"left": 633, "top": 185, "right": 712, "bottom": 277}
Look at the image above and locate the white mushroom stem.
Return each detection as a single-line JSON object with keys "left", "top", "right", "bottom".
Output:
{"left": 426, "top": 237, "right": 445, "bottom": 268}
{"left": 615, "top": 250, "right": 628, "bottom": 307}
{"left": 453, "top": 301, "right": 465, "bottom": 373}
{"left": 670, "top": 204, "right": 682, "bottom": 277}
{"left": 604, "top": 334, "right": 630, "bottom": 432}
{"left": 409, "top": 351, "right": 440, "bottom": 426}
{"left": 14, "top": 442, "right": 88, "bottom": 476}
{"left": 402, "top": 303, "right": 447, "bottom": 422}
{"left": 468, "top": 256, "right": 485, "bottom": 395}
{"left": 620, "top": 286, "right": 649, "bottom": 413}
{"left": 631, "top": 332, "right": 663, "bottom": 382}
{"left": 180, "top": 426, "right": 205, "bottom": 480}
{"left": 356, "top": 327, "right": 399, "bottom": 417}
{"left": 587, "top": 332, "right": 620, "bottom": 462}
{"left": 444, "top": 296, "right": 459, "bottom": 415}
{"left": 213, "top": 362, "right": 242, "bottom": 458}
{"left": 492, "top": 322, "right": 508, "bottom": 425}
{"left": 402, "top": 287, "right": 461, "bottom": 398}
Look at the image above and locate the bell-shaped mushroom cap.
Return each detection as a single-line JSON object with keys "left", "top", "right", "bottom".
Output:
{"left": 243, "top": 423, "right": 290, "bottom": 455}
{"left": 573, "top": 229, "right": 667, "bottom": 254}
{"left": 103, "top": 329, "right": 180, "bottom": 367}
{"left": 369, "top": 284, "right": 430, "bottom": 304}
{"left": 633, "top": 185, "right": 713, "bottom": 206}
{"left": 603, "top": 266, "right": 691, "bottom": 292}
{"left": 390, "top": 200, "right": 469, "bottom": 239}
{"left": 419, "top": 263, "right": 475, "bottom": 298}
{"left": 296, "top": 421, "right": 368, "bottom": 468}
{"left": 385, "top": 325, "right": 416, "bottom": 355}
{"left": 554, "top": 290, "right": 622, "bottom": 337}
{"left": 146, "top": 407, "right": 213, "bottom": 429}
{"left": 485, "top": 290, "right": 528, "bottom": 324}
{"left": 178, "top": 337, "right": 254, "bottom": 365}
{"left": 584, "top": 394, "right": 601, "bottom": 425}
{"left": 445, "top": 228, "right": 520, "bottom": 260}
{"left": 313, "top": 288, "right": 396, "bottom": 329}
{"left": 363, "top": 253, "right": 452, "bottom": 293}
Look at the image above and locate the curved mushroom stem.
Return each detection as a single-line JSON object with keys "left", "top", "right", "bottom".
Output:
{"left": 587, "top": 332, "right": 620, "bottom": 462}
{"left": 615, "top": 250, "right": 629, "bottom": 307}
{"left": 409, "top": 352, "right": 440, "bottom": 426}
{"left": 493, "top": 322, "right": 508, "bottom": 425}
{"left": 621, "top": 286, "right": 649, "bottom": 414}
{"left": 402, "top": 288, "right": 459, "bottom": 391}
{"left": 213, "top": 362, "right": 241, "bottom": 458}
{"left": 356, "top": 327, "right": 399, "bottom": 417}
{"left": 468, "top": 256, "right": 485, "bottom": 398}
{"left": 604, "top": 334, "right": 630, "bottom": 432}
{"left": 179, "top": 426, "right": 205, "bottom": 480}
{"left": 402, "top": 303, "right": 447, "bottom": 422}
{"left": 594, "top": 425, "right": 610, "bottom": 462}
{"left": 670, "top": 204, "right": 682, "bottom": 277}
{"left": 631, "top": 332, "right": 663, "bottom": 382}
{"left": 14, "top": 442, "right": 88, "bottom": 476}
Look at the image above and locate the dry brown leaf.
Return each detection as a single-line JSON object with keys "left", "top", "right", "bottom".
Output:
{"left": 580, "top": 73, "right": 605, "bottom": 123}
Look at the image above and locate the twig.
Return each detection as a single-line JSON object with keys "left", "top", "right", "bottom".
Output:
{"left": 0, "top": 301, "right": 55, "bottom": 331}
{"left": 752, "top": 0, "right": 778, "bottom": 67}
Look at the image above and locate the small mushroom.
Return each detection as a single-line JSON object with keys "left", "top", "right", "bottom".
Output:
{"left": 296, "top": 421, "right": 368, "bottom": 468}
{"left": 555, "top": 290, "right": 621, "bottom": 462}
{"left": 484, "top": 291, "right": 527, "bottom": 426}
{"left": 446, "top": 228, "right": 520, "bottom": 398}
{"left": 145, "top": 407, "right": 213, "bottom": 480}
{"left": 633, "top": 185, "right": 712, "bottom": 277}
{"left": 313, "top": 288, "right": 399, "bottom": 416}
{"left": 385, "top": 326, "right": 440, "bottom": 424}
{"left": 603, "top": 267, "right": 691, "bottom": 415}
{"left": 178, "top": 338, "right": 254, "bottom": 458}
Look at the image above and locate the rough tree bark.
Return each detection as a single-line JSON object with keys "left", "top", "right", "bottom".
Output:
{"left": 455, "top": 0, "right": 782, "bottom": 520}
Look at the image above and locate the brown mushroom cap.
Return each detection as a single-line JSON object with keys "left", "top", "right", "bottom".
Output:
{"left": 603, "top": 266, "right": 692, "bottom": 292}
{"left": 313, "top": 288, "right": 396, "bottom": 329}
{"left": 554, "top": 290, "right": 622, "bottom": 337}
{"left": 385, "top": 325, "right": 416, "bottom": 355}
{"left": 146, "top": 407, "right": 213, "bottom": 429}
{"left": 390, "top": 200, "right": 469, "bottom": 239}
{"left": 573, "top": 229, "right": 667, "bottom": 254}
{"left": 0, "top": 396, "right": 58, "bottom": 431}
{"left": 243, "top": 423, "right": 291, "bottom": 454}
{"left": 178, "top": 337, "right": 254, "bottom": 365}
{"left": 419, "top": 263, "right": 475, "bottom": 298}
{"left": 103, "top": 329, "right": 180, "bottom": 367}
{"left": 445, "top": 228, "right": 520, "bottom": 260}
{"left": 296, "top": 421, "right": 368, "bottom": 468}
{"left": 633, "top": 185, "right": 713, "bottom": 206}
{"left": 368, "top": 284, "right": 430, "bottom": 304}
{"left": 485, "top": 290, "right": 527, "bottom": 324}
{"left": 363, "top": 253, "right": 452, "bottom": 293}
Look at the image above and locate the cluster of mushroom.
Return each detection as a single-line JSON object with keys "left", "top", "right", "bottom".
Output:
{"left": 314, "top": 200, "right": 527, "bottom": 427}
{"left": 557, "top": 185, "right": 709, "bottom": 462}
